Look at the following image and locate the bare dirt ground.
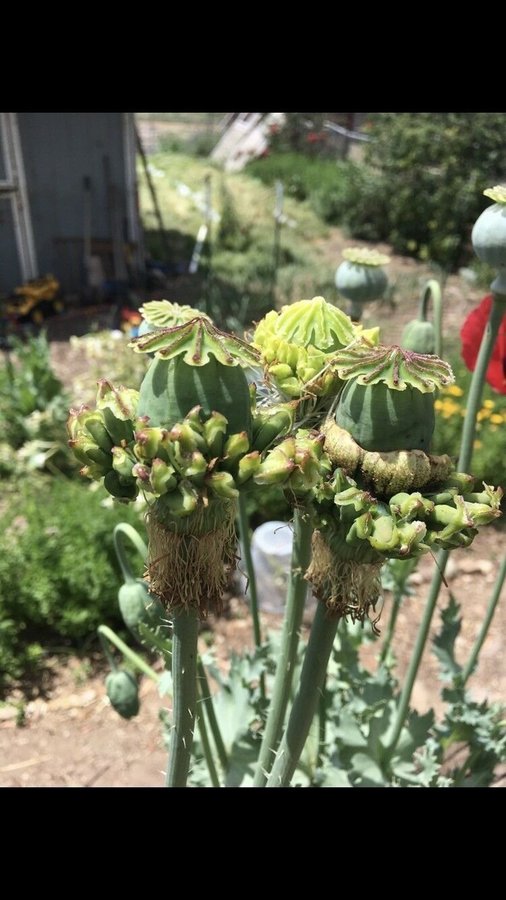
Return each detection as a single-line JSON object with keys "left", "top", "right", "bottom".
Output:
{"left": 0, "top": 228, "right": 503, "bottom": 788}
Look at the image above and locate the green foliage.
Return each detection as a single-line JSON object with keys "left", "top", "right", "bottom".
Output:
{"left": 247, "top": 152, "right": 358, "bottom": 225}
{"left": 432, "top": 595, "right": 506, "bottom": 786}
{"left": 216, "top": 180, "right": 251, "bottom": 252}
{"left": 0, "top": 477, "right": 144, "bottom": 690}
{"left": 347, "top": 113, "right": 506, "bottom": 269}
{"left": 153, "top": 603, "right": 505, "bottom": 787}
{"left": 0, "top": 332, "right": 72, "bottom": 475}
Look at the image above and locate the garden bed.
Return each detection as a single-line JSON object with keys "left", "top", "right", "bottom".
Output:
{"left": 1, "top": 522, "right": 504, "bottom": 787}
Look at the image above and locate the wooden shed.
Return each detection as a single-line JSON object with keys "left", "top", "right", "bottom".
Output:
{"left": 0, "top": 112, "right": 144, "bottom": 298}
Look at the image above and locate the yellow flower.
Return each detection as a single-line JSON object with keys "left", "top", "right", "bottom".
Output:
{"left": 473, "top": 440, "right": 482, "bottom": 449}
{"left": 483, "top": 399, "right": 495, "bottom": 409}
{"left": 437, "top": 398, "right": 460, "bottom": 418}
{"left": 490, "top": 413, "right": 503, "bottom": 425}
{"left": 477, "top": 408, "right": 491, "bottom": 421}
{"left": 445, "top": 385, "right": 464, "bottom": 397}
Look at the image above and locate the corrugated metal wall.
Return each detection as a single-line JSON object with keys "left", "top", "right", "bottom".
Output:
{"left": 0, "top": 112, "right": 131, "bottom": 294}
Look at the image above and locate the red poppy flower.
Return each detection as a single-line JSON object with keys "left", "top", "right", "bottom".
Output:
{"left": 461, "top": 294, "right": 506, "bottom": 394}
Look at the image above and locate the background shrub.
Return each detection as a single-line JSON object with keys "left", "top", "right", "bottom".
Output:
{"left": 354, "top": 113, "right": 506, "bottom": 269}
{"left": 248, "top": 152, "right": 358, "bottom": 224}
{"left": 0, "top": 477, "right": 145, "bottom": 689}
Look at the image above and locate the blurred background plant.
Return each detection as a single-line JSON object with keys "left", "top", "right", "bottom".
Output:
{"left": 0, "top": 332, "right": 73, "bottom": 476}
{"left": 0, "top": 476, "right": 145, "bottom": 690}
{"left": 68, "top": 330, "right": 149, "bottom": 404}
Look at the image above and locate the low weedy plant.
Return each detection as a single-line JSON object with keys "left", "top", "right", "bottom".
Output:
{"left": 0, "top": 331, "right": 72, "bottom": 476}
{"left": 67, "top": 190, "right": 506, "bottom": 788}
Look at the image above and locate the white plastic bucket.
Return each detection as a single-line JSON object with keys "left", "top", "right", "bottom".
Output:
{"left": 240, "top": 520, "right": 311, "bottom": 614}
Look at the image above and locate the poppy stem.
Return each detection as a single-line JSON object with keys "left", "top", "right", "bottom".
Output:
{"left": 384, "top": 291, "right": 506, "bottom": 759}
{"left": 419, "top": 279, "right": 443, "bottom": 358}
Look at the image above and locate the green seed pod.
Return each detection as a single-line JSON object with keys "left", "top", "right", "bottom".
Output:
{"left": 335, "top": 248, "right": 390, "bottom": 305}
{"left": 118, "top": 579, "right": 165, "bottom": 633}
{"left": 133, "top": 426, "right": 169, "bottom": 460}
{"left": 443, "top": 471, "right": 477, "bottom": 493}
{"left": 464, "top": 500, "right": 502, "bottom": 526}
{"left": 472, "top": 187, "right": 506, "bottom": 289}
{"left": 401, "top": 319, "right": 436, "bottom": 355}
{"left": 80, "top": 462, "right": 110, "bottom": 480}
{"left": 67, "top": 404, "right": 90, "bottom": 441}
{"left": 104, "top": 470, "right": 138, "bottom": 500}
{"left": 69, "top": 436, "right": 111, "bottom": 469}
{"left": 132, "top": 463, "right": 151, "bottom": 488}
{"left": 346, "top": 511, "right": 373, "bottom": 543}
{"left": 202, "top": 411, "right": 228, "bottom": 458}
{"left": 389, "top": 491, "right": 433, "bottom": 520}
{"left": 207, "top": 470, "right": 239, "bottom": 499}
{"left": 168, "top": 421, "right": 207, "bottom": 454}
{"left": 183, "top": 451, "right": 208, "bottom": 486}
{"left": 368, "top": 514, "right": 400, "bottom": 552}
{"left": 269, "top": 362, "right": 294, "bottom": 382}
{"left": 82, "top": 413, "right": 114, "bottom": 453}
{"left": 254, "top": 450, "right": 295, "bottom": 486}
{"left": 426, "top": 499, "right": 473, "bottom": 541}
{"left": 140, "top": 356, "right": 252, "bottom": 435}
{"left": 130, "top": 318, "right": 258, "bottom": 437}
{"left": 252, "top": 296, "right": 361, "bottom": 399}
{"left": 336, "top": 379, "right": 435, "bottom": 453}
{"left": 96, "top": 380, "right": 139, "bottom": 445}
{"left": 105, "top": 670, "right": 140, "bottom": 719}
{"left": 111, "top": 446, "right": 135, "bottom": 478}
{"left": 149, "top": 458, "right": 177, "bottom": 495}
{"left": 156, "top": 481, "right": 199, "bottom": 518}
{"left": 223, "top": 431, "right": 250, "bottom": 464}
{"left": 236, "top": 451, "right": 262, "bottom": 484}
{"left": 395, "top": 520, "right": 427, "bottom": 554}
{"left": 463, "top": 484, "right": 503, "bottom": 508}
{"left": 251, "top": 404, "right": 295, "bottom": 452}
{"left": 67, "top": 436, "right": 97, "bottom": 467}
{"left": 86, "top": 445, "right": 113, "bottom": 467}
{"left": 425, "top": 488, "right": 459, "bottom": 505}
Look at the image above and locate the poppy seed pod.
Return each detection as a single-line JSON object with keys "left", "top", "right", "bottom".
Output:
{"left": 324, "top": 343, "right": 454, "bottom": 495}
{"left": 335, "top": 247, "right": 390, "bottom": 306}
{"left": 472, "top": 187, "right": 506, "bottom": 294}
{"left": 252, "top": 296, "right": 370, "bottom": 399}
{"left": 126, "top": 318, "right": 260, "bottom": 615}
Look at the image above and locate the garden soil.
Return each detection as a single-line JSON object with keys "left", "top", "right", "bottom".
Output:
{"left": 1, "top": 232, "right": 504, "bottom": 788}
